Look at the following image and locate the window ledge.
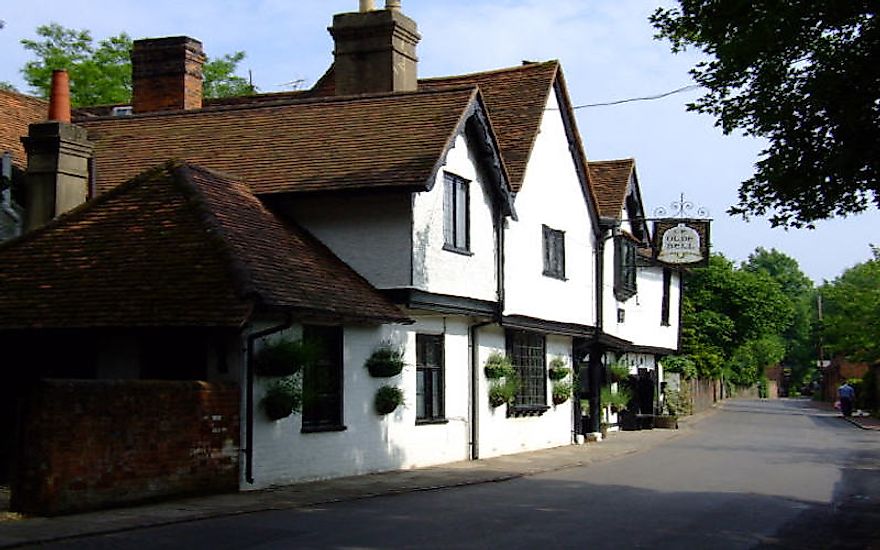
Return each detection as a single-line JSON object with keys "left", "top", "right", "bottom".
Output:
{"left": 301, "top": 424, "right": 347, "bottom": 434}
{"left": 416, "top": 418, "right": 449, "bottom": 426}
{"left": 443, "top": 244, "right": 473, "bottom": 256}
{"left": 508, "top": 405, "right": 550, "bottom": 418}
{"left": 542, "top": 271, "right": 567, "bottom": 281}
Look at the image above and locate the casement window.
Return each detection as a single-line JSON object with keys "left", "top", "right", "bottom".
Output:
{"left": 302, "top": 325, "right": 344, "bottom": 432}
{"left": 614, "top": 236, "right": 638, "bottom": 301}
{"left": 416, "top": 334, "right": 445, "bottom": 423}
{"left": 542, "top": 225, "right": 566, "bottom": 279}
{"left": 661, "top": 268, "right": 672, "bottom": 326}
{"left": 506, "top": 329, "right": 547, "bottom": 409}
{"left": 443, "top": 172, "right": 470, "bottom": 253}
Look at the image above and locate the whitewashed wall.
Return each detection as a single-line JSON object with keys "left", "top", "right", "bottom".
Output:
{"left": 246, "top": 317, "right": 472, "bottom": 490}
{"left": 412, "top": 133, "right": 498, "bottom": 301}
{"left": 282, "top": 193, "right": 412, "bottom": 289}
{"left": 503, "top": 90, "right": 596, "bottom": 326}
{"left": 475, "top": 326, "right": 573, "bottom": 458}
{"left": 604, "top": 263, "right": 681, "bottom": 350}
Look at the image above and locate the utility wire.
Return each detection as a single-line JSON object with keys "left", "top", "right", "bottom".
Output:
{"left": 571, "top": 84, "right": 701, "bottom": 109}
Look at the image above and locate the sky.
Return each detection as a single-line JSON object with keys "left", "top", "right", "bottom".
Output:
{"left": 1, "top": 0, "right": 877, "bottom": 283}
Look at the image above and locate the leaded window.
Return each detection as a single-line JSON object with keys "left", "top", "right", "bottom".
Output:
{"left": 416, "top": 334, "right": 444, "bottom": 422}
{"left": 302, "top": 325, "right": 344, "bottom": 431}
{"left": 506, "top": 330, "right": 547, "bottom": 408}
{"left": 542, "top": 225, "right": 565, "bottom": 279}
{"left": 661, "top": 268, "right": 671, "bottom": 326}
{"left": 614, "top": 236, "right": 638, "bottom": 301}
{"left": 443, "top": 172, "right": 470, "bottom": 253}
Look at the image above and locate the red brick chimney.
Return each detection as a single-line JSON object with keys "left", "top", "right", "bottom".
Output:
{"left": 131, "top": 36, "right": 206, "bottom": 114}
{"left": 329, "top": 0, "right": 420, "bottom": 96}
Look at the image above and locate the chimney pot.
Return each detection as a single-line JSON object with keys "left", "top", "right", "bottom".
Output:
{"left": 385, "top": 0, "right": 401, "bottom": 11}
{"left": 48, "top": 70, "right": 71, "bottom": 123}
{"left": 359, "top": 0, "right": 375, "bottom": 12}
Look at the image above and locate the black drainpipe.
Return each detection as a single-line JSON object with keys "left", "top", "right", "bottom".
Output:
{"left": 244, "top": 313, "right": 293, "bottom": 485}
{"left": 589, "top": 222, "right": 618, "bottom": 433}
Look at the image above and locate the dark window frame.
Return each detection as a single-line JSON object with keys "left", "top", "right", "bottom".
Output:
{"left": 416, "top": 334, "right": 446, "bottom": 424}
{"left": 443, "top": 172, "right": 471, "bottom": 254}
{"left": 542, "top": 225, "right": 566, "bottom": 280}
{"left": 661, "top": 268, "right": 672, "bottom": 326}
{"left": 301, "top": 325, "right": 345, "bottom": 433}
{"left": 506, "top": 329, "right": 548, "bottom": 414}
{"left": 614, "top": 236, "right": 638, "bottom": 301}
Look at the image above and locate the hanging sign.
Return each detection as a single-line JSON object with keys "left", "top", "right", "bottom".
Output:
{"left": 653, "top": 219, "right": 710, "bottom": 267}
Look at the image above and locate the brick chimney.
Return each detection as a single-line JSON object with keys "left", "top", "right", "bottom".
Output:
{"left": 329, "top": 0, "right": 420, "bottom": 95}
{"left": 21, "top": 70, "right": 94, "bottom": 231}
{"left": 131, "top": 36, "right": 206, "bottom": 114}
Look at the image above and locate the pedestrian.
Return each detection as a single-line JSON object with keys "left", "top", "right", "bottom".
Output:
{"left": 838, "top": 380, "right": 855, "bottom": 418}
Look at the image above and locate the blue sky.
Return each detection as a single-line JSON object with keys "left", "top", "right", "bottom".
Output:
{"left": 1, "top": 0, "right": 877, "bottom": 283}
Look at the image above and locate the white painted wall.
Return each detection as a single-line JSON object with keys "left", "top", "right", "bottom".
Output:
{"left": 282, "top": 192, "right": 412, "bottom": 289}
{"left": 503, "top": 90, "right": 596, "bottom": 326}
{"left": 412, "top": 133, "right": 498, "bottom": 301}
{"left": 246, "top": 317, "right": 472, "bottom": 490}
{"left": 475, "top": 326, "right": 573, "bottom": 458}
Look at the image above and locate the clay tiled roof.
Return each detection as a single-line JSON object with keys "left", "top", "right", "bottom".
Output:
{"left": 77, "top": 87, "right": 481, "bottom": 196}
{"left": 419, "top": 62, "right": 559, "bottom": 192}
{"left": 0, "top": 161, "right": 408, "bottom": 329}
{"left": 588, "top": 158, "right": 634, "bottom": 219}
{"left": 0, "top": 89, "right": 47, "bottom": 169}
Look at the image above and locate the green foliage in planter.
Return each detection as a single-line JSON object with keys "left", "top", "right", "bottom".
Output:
{"left": 488, "top": 377, "right": 518, "bottom": 408}
{"left": 548, "top": 366, "right": 571, "bottom": 381}
{"left": 365, "top": 344, "right": 406, "bottom": 378}
{"left": 375, "top": 385, "right": 404, "bottom": 415}
{"left": 254, "top": 338, "right": 317, "bottom": 377}
{"left": 608, "top": 362, "right": 630, "bottom": 383}
{"left": 552, "top": 380, "right": 573, "bottom": 405}
{"left": 261, "top": 375, "right": 302, "bottom": 421}
{"left": 484, "top": 352, "right": 515, "bottom": 379}
{"left": 600, "top": 385, "right": 632, "bottom": 412}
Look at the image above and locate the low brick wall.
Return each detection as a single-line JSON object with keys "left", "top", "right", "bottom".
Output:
{"left": 12, "top": 379, "right": 240, "bottom": 515}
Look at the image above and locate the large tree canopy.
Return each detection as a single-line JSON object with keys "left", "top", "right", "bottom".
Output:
{"left": 651, "top": 2, "right": 879, "bottom": 228}
{"left": 21, "top": 23, "right": 254, "bottom": 107}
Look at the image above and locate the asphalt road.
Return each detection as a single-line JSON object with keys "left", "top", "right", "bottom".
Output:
{"left": 39, "top": 399, "right": 880, "bottom": 549}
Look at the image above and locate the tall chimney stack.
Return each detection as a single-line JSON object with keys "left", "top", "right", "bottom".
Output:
{"left": 131, "top": 36, "right": 206, "bottom": 114}
{"left": 330, "top": 1, "right": 420, "bottom": 95}
{"left": 21, "top": 72, "right": 93, "bottom": 230}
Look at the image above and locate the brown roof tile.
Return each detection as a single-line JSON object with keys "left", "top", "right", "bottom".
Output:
{"left": 0, "top": 89, "right": 47, "bottom": 169}
{"left": 77, "top": 87, "right": 481, "bottom": 196}
{"left": 0, "top": 161, "right": 408, "bottom": 329}
{"left": 588, "top": 158, "right": 634, "bottom": 219}
{"left": 420, "top": 62, "right": 559, "bottom": 192}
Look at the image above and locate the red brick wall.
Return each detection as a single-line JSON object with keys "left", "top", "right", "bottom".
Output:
{"left": 12, "top": 379, "right": 239, "bottom": 516}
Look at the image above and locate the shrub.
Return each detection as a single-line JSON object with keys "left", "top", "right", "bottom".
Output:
{"left": 261, "top": 375, "right": 302, "bottom": 421}
{"left": 608, "top": 362, "right": 630, "bottom": 383}
{"left": 375, "top": 385, "right": 404, "bottom": 415}
{"left": 254, "top": 338, "right": 317, "bottom": 377}
{"left": 484, "top": 352, "right": 515, "bottom": 379}
{"left": 365, "top": 344, "right": 405, "bottom": 377}
{"left": 600, "top": 385, "right": 632, "bottom": 412}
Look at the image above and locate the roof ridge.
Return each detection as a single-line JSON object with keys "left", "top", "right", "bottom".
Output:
{"left": 169, "top": 162, "right": 263, "bottom": 305}
{"left": 420, "top": 60, "right": 559, "bottom": 82}
{"left": 589, "top": 157, "right": 636, "bottom": 165}
{"left": 75, "top": 85, "right": 481, "bottom": 123}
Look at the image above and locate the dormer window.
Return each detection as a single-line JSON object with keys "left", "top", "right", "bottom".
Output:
{"left": 614, "top": 236, "right": 637, "bottom": 301}
{"left": 443, "top": 172, "right": 470, "bottom": 254}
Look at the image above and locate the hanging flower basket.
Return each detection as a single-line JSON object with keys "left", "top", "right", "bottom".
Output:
{"left": 261, "top": 376, "right": 302, "bottom": 421}
{"left": 254, "top": 338, "right": 317, "bottom": 377}
{"left": 552, "top": 380, "right": 573, "bottom": 405}
{"left": 484, "top": 352, "right": 514, "bottom": 379}
{"left": 365, "top": 344, "right": 405, "bottom": 377}
{"left": 375, "top": 385, "right": 404, "bottom": 414}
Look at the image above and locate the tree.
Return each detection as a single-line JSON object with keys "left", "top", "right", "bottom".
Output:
{"left": 820, "top": 247, "right": 880, "bottom": 363}
{"left": 651, "top": 2, "right": 879, "bottom": 228}
{"left": 674, "top": 253, "right": 795, "bottom": 385}
{"left": 743, "top": 247, "right": 816, "bottom": 385}
{"left": 20, "top": 23, "right": 254, "bottom": 107}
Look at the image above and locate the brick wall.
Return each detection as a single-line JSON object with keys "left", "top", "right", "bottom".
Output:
{"left": 11, "top": 379, "right": 239, "bottom": 516}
